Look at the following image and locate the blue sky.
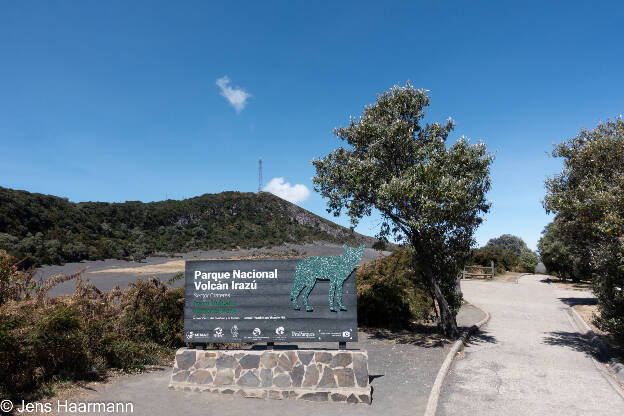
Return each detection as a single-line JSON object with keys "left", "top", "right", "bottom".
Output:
{"left": 1, "top": 1, "right": 623, "bottom": 250}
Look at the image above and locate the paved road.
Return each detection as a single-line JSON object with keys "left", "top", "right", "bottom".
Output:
{"left": 439, "top": 275, "right": 624, "bottom": 416}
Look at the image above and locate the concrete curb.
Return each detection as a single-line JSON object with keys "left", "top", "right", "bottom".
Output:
{"left": 423, "top": 307, "right": 491, "bottom": 416}
{"left": 567, "top": 306, "right": 624, "bottom": 388}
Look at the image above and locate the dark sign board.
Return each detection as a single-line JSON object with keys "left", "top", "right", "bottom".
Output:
{"left": 184, "top": 246, "right": 364, "bottom": 343}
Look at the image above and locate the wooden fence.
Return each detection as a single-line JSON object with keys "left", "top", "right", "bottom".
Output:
{"left": 462, "top": 261, "right": 494, "bottom": 279}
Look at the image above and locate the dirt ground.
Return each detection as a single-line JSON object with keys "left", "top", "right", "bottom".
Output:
{"left": 547, "top": 278, "right": 593, "bottom": 291}
{"left": 573, "top": 303, "right": 624, "bottom": 363}
{"left": 463, "top": 272, "right": 528, "bottom": 283}
{"left": 573, "top": 304, "right": 602, "bottom": 334}
{"left": 493, "top": 272, "right": 527, "bottom": 283}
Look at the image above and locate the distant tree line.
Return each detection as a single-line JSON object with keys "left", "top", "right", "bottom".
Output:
{"left": 539, "top": 118, "right": 624, "bottom": 342}
{"left": 470, "top": 234, "right": 539, "bottom": 274}
{"left": 0, "top": 187, "right": 370, "bottom": 268}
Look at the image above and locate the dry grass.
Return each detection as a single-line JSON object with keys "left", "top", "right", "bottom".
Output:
{"left": 573, "top": 304, "right": 604, "bottom": 334}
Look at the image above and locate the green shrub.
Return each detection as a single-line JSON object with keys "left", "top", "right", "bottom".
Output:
{"left": 357, "top": 247, "right": 433, "bottom": 329}
{"left": 591, "top": 239, "right": 624, "bottom": 342}
{"left": 471, "top": 245, "right": 519, "bottom": 273}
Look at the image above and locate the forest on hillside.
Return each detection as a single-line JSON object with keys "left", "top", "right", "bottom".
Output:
{"left": 0, "top": 187, "right": 373, "bottom": 268}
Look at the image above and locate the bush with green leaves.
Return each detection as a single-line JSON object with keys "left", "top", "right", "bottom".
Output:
{"left": 471, "top": 244, "right": 519, "bottom": 274}
{"left": 357, "top": 247, "right": 433, "bottom": 329}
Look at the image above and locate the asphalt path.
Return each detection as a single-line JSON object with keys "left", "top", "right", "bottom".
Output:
{"left": 438, "top": 275, "right": 624, "bottom": 416}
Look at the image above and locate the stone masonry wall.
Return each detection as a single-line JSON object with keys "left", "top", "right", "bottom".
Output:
{"left": 169, "top": 348, "right": 371, "bottom": 404}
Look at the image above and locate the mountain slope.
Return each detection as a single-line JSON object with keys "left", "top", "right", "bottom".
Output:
{"left": 0, "top": 186, "right": 379, "bottom": 267}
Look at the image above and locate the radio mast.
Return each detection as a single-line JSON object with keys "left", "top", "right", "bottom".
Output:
{"left": 258, "top": 158, "right": 263, "bottom": 193}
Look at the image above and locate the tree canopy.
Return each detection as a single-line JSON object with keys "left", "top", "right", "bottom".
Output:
{"left": 313, "top": 83, "right": 493, "bottom": 337}
{"left": 486, "top": 234, "right": 529, "bottom": 256}
{"left": 543, "top": 118, "right": 624, "bottom": 341}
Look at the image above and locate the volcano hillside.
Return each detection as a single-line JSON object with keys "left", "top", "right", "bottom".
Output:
{"left": 0, "top": 186, "right": 378, "bottom": 268}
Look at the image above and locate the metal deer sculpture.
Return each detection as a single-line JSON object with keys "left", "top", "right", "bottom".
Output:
{"left": 291, "top": 245, "right": 365, "bottom": 312}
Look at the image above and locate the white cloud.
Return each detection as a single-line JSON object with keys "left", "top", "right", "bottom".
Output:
{"left": 263, "top": 177, "right": 310, "bottom": 204}
{"left": 216, "top": 76, "right": 250, "bottom": 113}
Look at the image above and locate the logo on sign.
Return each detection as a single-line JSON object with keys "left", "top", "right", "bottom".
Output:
{"left": 342, "top": 331, "right": 351, "bottom": 338}
{"left": 292, "top": 330, "right": 315, "bottom": 337}
{"left": 231, "top": 325, "right": 239, "bottom": 338}
{"left": 252, "top": 328, "right": 261, "bottom": 337}
{"left": 275, "top": 326, "right": 285, "bottom": 335}
{"left": 187, "top": 331, "right": 194, "bottom": 340}
{"left": 214, "top": 327, "right": 223, "bottom": 338}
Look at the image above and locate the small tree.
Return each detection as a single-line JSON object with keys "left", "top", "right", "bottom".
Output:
{"left": 313, "top": 83, "right": 493, "bottom": 337}
{"left": 537, "top": 216, "right": 575, "bottom": 280}
{"left": 518, "top": 248, "right": 539, "bottom": 273}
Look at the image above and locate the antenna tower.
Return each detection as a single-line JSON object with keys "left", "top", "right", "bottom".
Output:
{"left": 258, "top": 158, "right": 263, "bottom": 193}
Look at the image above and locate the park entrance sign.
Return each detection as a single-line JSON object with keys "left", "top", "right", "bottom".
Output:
{"left": 172, "top": 245, "right": 372, "bottom": 404}
{"left": 183, "top": 245, "right": 364, "bottom": 344}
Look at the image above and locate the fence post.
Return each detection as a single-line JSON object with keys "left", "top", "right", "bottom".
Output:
{"left": 491, "top": 260, "right": 494, "bottom": 279}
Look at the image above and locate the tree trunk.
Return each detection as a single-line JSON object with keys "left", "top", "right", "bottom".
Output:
{"left": 410, "top": 238, "right": 460, "bottom": 338}
{"left": 425, "top": 269, "right": 459, "bottom": 338}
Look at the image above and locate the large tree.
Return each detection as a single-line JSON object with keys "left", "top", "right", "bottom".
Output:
{"left": 313, "top": 83, "right": 493, "bottom": 337}
{"left": 544, "top": 118, "right": 624, "bottom": 340}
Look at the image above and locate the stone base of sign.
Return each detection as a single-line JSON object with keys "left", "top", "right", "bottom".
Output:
{"left": 168, "top": 348, "right": 371, "bottom": 404}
